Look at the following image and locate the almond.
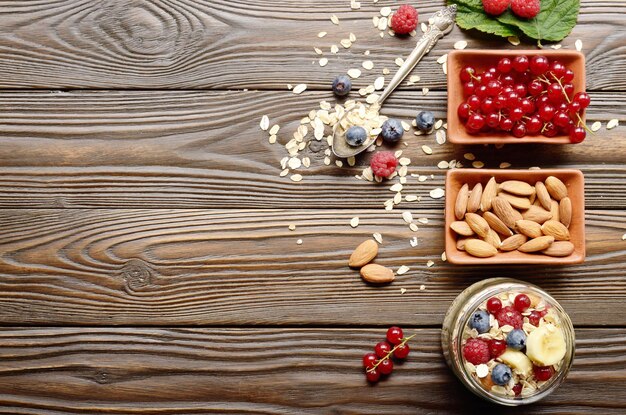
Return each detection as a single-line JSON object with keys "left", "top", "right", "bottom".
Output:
{"left": 535, "top": 181, "right": 552, "bottom": 211}
{"left": 492, "top": 197, "right": 523, "bottom": 229}
{"left": 455, "top": 183, "right": 470, "bottom": 220}
{"left": 467, "top": 183, "right": 483, "bottom": 213}
{"left": 545, "top": 176, "right": 568, "bottom": 201}
{"left": 500, "top": 234, "right": 528, "bottom": 251}
{"left": 349, "top": 239, "right": 378, "bottom": 268}
{"left": 483, "top": 211, "right": 513, "bottom": 237}
{"left": 542, "top": 241, "right": 575, "bottom": 257}
{"left": 456, "top": 238, "right": 468, "bottom": 251}
{"left": 464, "top": 239, "right": 498, "bottom": 258}
{"left": 529, "top": 190, "right": 537, "bottom": 205}
{"left": 484, "top": 228, "right": 501, "bottom": 249}
{"left": 499, "top": 180, "right": 535, "bottom": 196}
{"left": 541, "top": 220, "right": 570, "bottom": 241}
{"left": 360, "top": 264, "right": 395, "bottom": 283}
{"left": 522, "top": 205, "right": 553, "bottom": 224}
{"left": 451, "top": 221, "right": 475, "bottom": 236}
{"left": 550, "top": 199, "right": 560, "bottom": 223}
{"left": 559, "top": 197, "right": 572, "bottom": 228}
{"left": 518, "top": 236, "right": 555, "bottom": 253}
{"left": 499, "top": 192, "right": 531, "bottom": 210}
{"left": 515, "top": 220, "right": 543, "bottom": 239}
{"left": 480, "top": 177, "right": 498, "bottom": 211}
{"left": 465, "top": 213, "right": 490, "bottom": 238}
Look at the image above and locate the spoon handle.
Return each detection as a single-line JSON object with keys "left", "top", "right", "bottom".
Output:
{"left": 377, "top": 5, "right": 457, "bottom": 105}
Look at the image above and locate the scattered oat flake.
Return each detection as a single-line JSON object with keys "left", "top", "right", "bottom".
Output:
{"left": 288, "top": 224, "right": 296, "bottom": 231}
{"left": 421, "top": 22, "right": 428, "bottom": 33}
{"left": 397, "top": 265, "right": 410, "bottom": 275}
{"left": 399, "top": 157, "right": 411, "bottom": 166}
{"left": 400, "top": 288, "right": 407, "bottom": 294}
{"left": 591, "top": 121, "right": 602, "bottom": 132}
{"left": 508, "top": 36, "right": 520, "bottom": 46}
{"left": 324, "top": 157, "right": 331, "bottom": 165}
{"left": 476, "top": 364, "right": 489, "bottom": 378}
{"left": 260, "top": 115, "right": 270, "bottom": 131}
{"left": 390, "top": 183, "right": 403, "bottom": 192}
{"left": 293, "top": 84, "right": 307, "bottom": 94}
{"left": 350, "top": 217, "right": 359, "bottom": 228}
{"left": 335, "top": 160, "right": 343, "bottom": 167}
{"left": 463, "top": 153, "right": 475, "bottom": 161}
{"left": 383, "top": 68, "right": 390, "bottom": 75}
{"left": 331, "top": 14, "right": 339, "bottom": 25}
{"left": 422, "top": 88, "right": 429, "bottom": 95}
{"left": 550, "top": 44, "right": 562, "bottom": 50}
{"left": 347, "top": 68, "right": 361, "bottom": 78}
{"left": 296, "top": 239, "right": 303, "bottom": 245}
{"left": 575, "top": 39, "right": 583, "bottom": 51}
{"left": 373, "top": 233, "right": 383, "bottom": 244}
{"left": 280, "top": 168, "right": 289, "bottom": 177}
{"left": 380, "top": 6, "right": 392, "bottom": 16}
{"left": 290, "top": 174, "right": 303, "bottom": 182}
{"left": 430, "top": 188, "right": 445, "bottom": 199}
{"left": 426, "top": 260, "right": 434, "bottom": 268}
{"left": 402, "top": 211, "right": 413, "bottom": 224}
{"left": 499, "top": 162, "right": 511, "bottom": 169}
{"left": 437, "top": 160, "right": 449, "bottom": 169}
{"left": 374, "top": 76, "right": 385, "bottom": 90}
{"left": 318, "top": 31, "right": 327, "bottom": 38}
{"left": 454, "top": 40, "right": 467, "bottom": 50}
{"left": 314, "top": 47, "right": 323, "bottom": 55}
{"left": 366, "top": 94, "right": 379, "bottom": 104}
{"left": 331, "top": 44, "right": 339, "bottom": 54}
{"left": 269, "top": 135, "right": 277, "bottom": 144}
{"left": 409, "top": 237, "right": 418, "bottom": 247}
{"left": 420, "top": 284, "right": 425, "bottom": 290}
{"left": 401, "top": 121, "right": 411, "bottom": 131}
{"left": 422, "top": 145, "right": 433, "bottom": 155}
{"left": 395, "top": 57, "right": 404, "bottom": 67}
{"left": 437, "top": 54, "right": 448, "bottom": 64}
{"left": 436, "top": 130, "right": 446, "bottom": 145}
{"left": 362, "top": 60, "right": 374, "bottom": 70}
{"left": 417, "top": 218, "right": 429, "bottom": 224}
{"left": 441, "top": 252, "right": 447, "bottom": 262}
{"left": 607, "top": 119, "right": 619, "bottom": 129}
{"left": 409, "top": 223, "right": 418, "bottom": 232}
{"left": 622, "top": 233, "right": 626, "bottom": 240}
{"left": 269, "top": 124, "right": 280, "bottom": 135}
{"left": 472, "top": 161, "right": 485, "bottom": 169}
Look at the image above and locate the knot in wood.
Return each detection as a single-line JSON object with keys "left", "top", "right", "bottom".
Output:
{"left": 120, "top": 259, "right": 153, "bottom": 291}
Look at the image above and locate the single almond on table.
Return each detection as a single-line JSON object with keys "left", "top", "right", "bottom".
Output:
{"left": 360, "top": 263, "right": 395, "bottom": 283}
{"left": 455, "top": 183, "right": 469, "bottom": 220}
{"left": 522, "top": 205, "right": 553, "bottom": 224}
{"left": 465, "top": 212, "right": 490, "bottom": 238}
{"left": 451, "top": 221, "right": 475, "bottom": 236}
{"left": 515, "top": 220, "right": 543, "bottom": 239}
{"left": 467, "top": 183, "right": 483, "bottom": 213}
{"left": 559, "top": 197, "right": 572, "bottom": 228}
{"left": 542, "top": 241, "right": 575, "bottom": 257}
{"left": 550, "top": 199, "right": 560, "bottom": 222}
{"left": 349, "top": 239, "right": 378, "bottom": 267}
{"left": 535, "top": 181, "right": 552, "bottom": 211}
{"left": 500, "top": 234, "right": 528, "bottom": 251}
{"left": 499, "top": 180, "right": 535, "bottom": 196}
{"left": 518, "top": 236, "right": 555, "bottom": 253}
{"left": 541, "top": 220, "right": 571, "bottom": 241}
{"left": 484, "top": 229, "right": 501, "bottom": 249}
{"left": 483, "top": 211, "right": 513, "bottom": 237}
{"left": 480, "top": 177, "right": 498, "bottom": 211}
{"left": 465, "top": 239, "right": 498, "bottom": 258}
{"left": 499, "top": 192, "right": 531, "bottom": 210}
{"left": 545, "top": 176, "right": 568, "bottom": 201}
{"left": 492, "top": 197, "right": 523, "bottom": 229}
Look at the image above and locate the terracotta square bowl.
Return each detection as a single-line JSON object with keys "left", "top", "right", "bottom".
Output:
{"left": 445, "top": 169, "right": 585, "bottom": 265}
{"left": 447, "top": 49, "right": 586, "bottom": 144}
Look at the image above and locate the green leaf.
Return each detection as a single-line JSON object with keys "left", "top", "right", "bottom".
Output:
{"left": 449, "top": 0, "right": 519, "bottom": 37}
{"left": 496, "top": 0, "right": 580, "bottom": 42}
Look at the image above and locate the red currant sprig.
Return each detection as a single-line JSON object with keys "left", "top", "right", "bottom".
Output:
{"left": 363, "top": 328, "right": 416, "bottom": 383}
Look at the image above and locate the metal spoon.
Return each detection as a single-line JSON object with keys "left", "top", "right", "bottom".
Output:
{"left": 331, "top": 5, "right": 457, "bottom": 159}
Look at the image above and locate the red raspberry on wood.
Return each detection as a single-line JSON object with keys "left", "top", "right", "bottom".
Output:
{"left": 391, "top": 5, "right": 418, "bottom": 35}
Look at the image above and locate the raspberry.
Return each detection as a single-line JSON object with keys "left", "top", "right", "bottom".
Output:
{"left": 511, "top": 0, "right": 540, "bottom": 18}
{"left": 391, "top": 5, "right": 418, "bottom": 35}
{"left": 482, "top": 0, "right": 510, "bottom": 16}
{"left": 496, "top": 306, "right": 524, "bottom": 329}
{"left": 370, "top": 151, "right": 398, "bottom": 178}
{"left": 462, "top": 339, "right": 490, "bottom": 365}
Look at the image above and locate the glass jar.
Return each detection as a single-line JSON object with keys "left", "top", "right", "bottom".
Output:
{"left": 442, "top": 278, "right": 575, "bottom": 406}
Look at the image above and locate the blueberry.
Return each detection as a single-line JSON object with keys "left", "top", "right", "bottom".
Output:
{"left": 415, "top": 111, "right": 435, "bottom": 132}
{"left": 345, "top": 126, "right": 367, "bottom": 146}
{"left": 468, "top": 310, "right": 490, "bottom": 334}
{"left": 506, "top": 329, "right": 527, "bottom": 350}
{"left": 381, "top": 119, "right": 404, "bottom": 143}
{"left": 332, "top": 75, "right": 352, "bottom": 97}
{"left": 491, "top": 363, "right": 512, "bottom": 386}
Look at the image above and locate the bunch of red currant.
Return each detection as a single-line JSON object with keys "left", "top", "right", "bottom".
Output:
{"left": 362, "top": 326, "right": 414, "bottom": 383}
{"left": 457, "top": 55, "right": 591, "bottom": 143}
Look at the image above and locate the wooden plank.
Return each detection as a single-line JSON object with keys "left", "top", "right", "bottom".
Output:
{"left": 0, "top": 327, "right": 624, "bottom": 414}
{"left": 0, "top": 0, "right": 623, "bottom": 90}
{"left": 0, "top": 208, "right": 624, "bottom": 326}
{"left": 0, "top": 90, "right": 624, "bottom": 208}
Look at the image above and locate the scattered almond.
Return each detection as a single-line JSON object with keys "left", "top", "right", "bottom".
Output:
{"left": 349, "top": 239, "right": 378, "bottom": 268}
{"left": 467, "top": 183, "right": 483, "bottom": 213}
{"left": 515, "top": 220, "right": 543, "bottom": 239}
{"left": 481, "top": 177, "right": 498, "bottom": 211}
{"left": 484, "top": 229, "right": 501, "bottom": 249}
{"left": 500, "top": 180, "right": 534, "bottom": 196}
{"left": 542, "top": 241, "right": 575, "bottom": 257}
{"left": 518, "top": 236, "right": 555, "bottom": 253}
{"left": 464, "top": 239, "right": 498, "bottom": 258}
{"left": 541, "top": 220, "right": 570, "bottom": 241}
{"left": 483, "top": 211, "right": 513, "bottom": 237}
{"left": 465, "top": 213, "right": 490, "bottom": 238}
{"left": 451, "top": 221, "right": 475, "bottom": 236}
{"left": 360, "top": 264, "right": 395, "bottom": 283}
{"left": 499, "top": 192, "right": 531, "bottom": 210}
{"left": 535, "top": 181, "right": 552, "bottom": 211}
{"left": 492, "top": 197, "right": 523, "bottom": 229}
{"left": 522, "top": 205, "right": 553, "bottom": 224}
{"left": 550, "top": 199, "right": 560, "bottom": 223}
{"left": 559, "top": 197, "right": 572, "bottom": 228}
{"left": 500, "top": 234, "right": 528, "bottom": 251}
{"left": 455, "top": 183, "right": 470, "bottom": 220}
{"left": 545, "top": 176, "right": 568, "bottom": 201}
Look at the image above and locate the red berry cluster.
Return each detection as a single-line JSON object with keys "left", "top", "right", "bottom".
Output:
{"left": 457, "top": 55, "right": 591, "bottom": 143}
{"left": 362, "top": 326, "right": 414, "bottom": 383}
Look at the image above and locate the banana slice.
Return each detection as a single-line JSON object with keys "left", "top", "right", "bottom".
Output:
{"left": 526, "top": 323, "right": 567, "bottom": 366}
{"left": 499, "top": 349, "right": 533, "bottom": 377}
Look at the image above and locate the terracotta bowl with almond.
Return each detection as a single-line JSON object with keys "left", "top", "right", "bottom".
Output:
{"left": 445, "top": 169, "right": 585, "bottom": 265}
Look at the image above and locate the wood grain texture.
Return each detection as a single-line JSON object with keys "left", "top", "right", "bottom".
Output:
{"left": 0, "top": 208, "right": 624, "bottom": 326}
{"left": 0, "top": 0, "right": 624, "bottom": 90}
{"left": 0, "top": 327, "right": 624, "bottom": 414}
{"left": 0, "top": 90, "right": 624, "bottom": 208}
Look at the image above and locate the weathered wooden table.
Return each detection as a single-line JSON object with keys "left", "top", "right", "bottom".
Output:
{"left": 0, "top": 1, "right": 624, "bottom": 413}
